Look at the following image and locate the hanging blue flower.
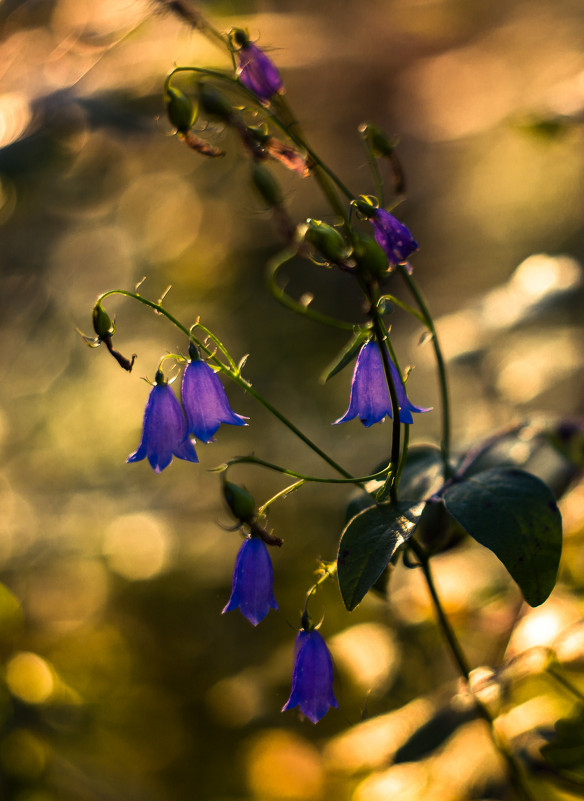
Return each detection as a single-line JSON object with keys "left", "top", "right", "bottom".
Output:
{"left": 334, "top": 339, "right": 431, "bottom": 427}
{"left": 282, "top": 628, "right": 338, "bottom": 724}
{"left": 233, "top": 29, "right": 283, "bottom": 102}
{"left": 222, "top": 536, "right": 278, "bottom": 626}
{"left": 181, "top": 358, "right": 247, "bottom": 443}
{"left": 369, "top": 207, "right": 418, "bottom": 266}
{"left": 127, "top": 371, "right": 198, "bottom": 472}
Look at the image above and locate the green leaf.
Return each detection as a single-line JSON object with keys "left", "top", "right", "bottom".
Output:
{"left": 443, "top": 467, "right": 562, "bottom": 607}
{"left": 337, "top": 501, "right": 425, "bottom": 611}
{"left": 320, "top": 328, "right": 370, "bottom": 384}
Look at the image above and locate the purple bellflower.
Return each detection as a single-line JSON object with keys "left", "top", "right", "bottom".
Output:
{"left": 334, "top": 339, "right": 431, "bottom": 427}
{"left": 127, "top": 372, "right": 198, "bottom": 472}
{"left": 181, "top": 358, "right": 248, "bottom": 443}
{"left": 282, "top": 628, "right": 338, "bottom": 724}
{"left": 370, "top": 207, "right": 418, "bottom": 266}
{"left": 235, "top": 37, "right": 283, "bottom": 102}
{"left": 222, "top": 536, "right": 278, "bottom": 626}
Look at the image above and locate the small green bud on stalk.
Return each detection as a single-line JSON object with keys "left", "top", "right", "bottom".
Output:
{"left": 165, "top": 86, "right": 196, "bottom": 133}
{"left": 353, "top": 234, "right": 389, "bottom": 280}
{"left": 199, "top": 83, "right": 234, "bottom": 122}
{"left": 92, "top": 303, "right": 114, "bottom": 339}
{"left": 304, "top": 219, "right": 351, "bottom": 264}
{"left": 251, "top": 163, "right": 283, "bottom": 207}
{"left": 224, "top": 480, "right": 256, "bottom": 523}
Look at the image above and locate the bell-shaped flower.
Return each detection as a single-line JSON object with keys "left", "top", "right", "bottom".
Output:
{"left": 181, "top": 358, "right": 248, "bottom": 444}
{"left": 222, "top": 536, "right": 278, "bottom": 626}
{"left": 127, "top": 372, "right": 198, "bottom": 472}
{"left": 234, "top": 31, "right": 283, "bottom": 102}
{"left": 370, "top": 207, "right": 418, "bottom": 266}
{"left": 282, "top": 628, "right": 338, "bottom": 724}
{"left": 334, "top": 339, "right": 431, "bottom": 427}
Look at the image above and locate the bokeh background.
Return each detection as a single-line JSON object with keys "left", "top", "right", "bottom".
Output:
{"left": 1, "top": 0, "right": 584, "bottom": 799}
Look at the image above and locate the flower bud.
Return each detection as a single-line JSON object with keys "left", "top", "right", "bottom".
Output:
{"left": 360, "top": 123, "right": 399, "bottom": 157}
{"left": 224, "top": 480, "right": 256, "bottom": 523}
{"left": 198, "top": 83, "right": 234, "bottom": 122}
{"left": 165, "top": 86, "right": 196, "bottom": 133}
{"left": 92, "top": 303, "right": 114, "bottom": 339}
{"left": 304, "top": 219, "right": 351, "bottom": 263}
{"left": 353, "top": 195, "right": 378, "bottom": 219}
{"left": 353, "top": 234, "right": 389, "bottom": 279}
{"left": 251, "top": 163, "right": 283, "bottom": 207}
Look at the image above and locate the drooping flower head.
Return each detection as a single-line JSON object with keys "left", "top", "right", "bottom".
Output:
{"left": 334, "top": 339, "right": 431, "bottom": 427}
{"left": 282, "top": 627, "right": 338, "bottom": 724}
{"left": 127, "top": 369, "right": 198, "bottom": 472}
{"left": 353, "top": 196, "right": 418, "bottom": 267}
{"left": 181, "top": 351, "right": 247, "bottom": 444}
{"left": 232, "top": 29, "right": 283, "bottom": 102}
{"left": 222, "top": 535, "right": 278, "bottom": 626}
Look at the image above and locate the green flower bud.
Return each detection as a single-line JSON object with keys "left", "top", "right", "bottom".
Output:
{"left": 198, "top": 83, "right": 234, "bottom": 122}
{"left": 353, "top": 195, "right": 378, "bottom": 219}
{"left": 353, "top": 234, "right": 389, "bottom": 279}
{"left": 92, "top": 303, "right": 114, "bottom": 339}
{"left": 224, "top": 480, "right": 256, "bottom": 523}
{"left": 304, "top": 219, "right": 351, "bottom": 263}
{"left": 251, "top": 163, "right": 282, "bottom": 207}
{"left": 360, "top": 123, "right": 399, "bottom": 157}
{"left": 165, "top": 86, "right": 196, "bottom": 133}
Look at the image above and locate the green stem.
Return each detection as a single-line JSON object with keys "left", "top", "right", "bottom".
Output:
{"left": 98, "top": 289, "right": 354, "bottom": 480}
{"left": 398, "top": 266, "right": 452, "bottom": 477}
{"left": 268, "top": 248, "right": 357, "bottom": 330}
{"left": 258, "top": 480, "right": 305, "bottom": 516}
{"left": 410, "top": 539, "right": 538, "bottom": 801}
{"left": 223, "top": 454, "right": 389, "bottom": 486}
{"left": 369, "top": 297, "right": 402, "bottom": 504}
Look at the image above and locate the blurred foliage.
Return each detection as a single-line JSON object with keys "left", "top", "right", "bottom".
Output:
{"left": 0, "top": 0, "right": 583, "bottom": 799}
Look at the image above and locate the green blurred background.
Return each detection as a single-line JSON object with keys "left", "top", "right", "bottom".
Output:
{"left": 0, "top": 0, "right": 584, "bottom": 799}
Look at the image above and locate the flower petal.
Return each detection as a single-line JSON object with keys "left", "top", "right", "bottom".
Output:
{"left": 222, "top": 537, "right": 278, "bottom": 626}
{"left": 282, "top": 629, "right": 338, "bottom": 724}
{"left": 181, "top": 360, "right": 247, "bottom": 443}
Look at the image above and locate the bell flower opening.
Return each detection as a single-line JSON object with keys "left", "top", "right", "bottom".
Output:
{"left": 370, "top": 207, "right": 418, "bottom": 266}
{"left": 334, "top": 339, "right": 431, "bottom": 427}
{"left": 222, "top": 536, "right": 278, "bottom": 626}
{"left": 181, "top": 359, "right": 248, "bottom": 444}
{"left": 236, "top": 41, "right": 283, "bottom": 102}
{"left": 282, "top": 628, "right": 338, "bottom": 724}
{"left": 127, "top": 378, "right": 198, "bottom": 473}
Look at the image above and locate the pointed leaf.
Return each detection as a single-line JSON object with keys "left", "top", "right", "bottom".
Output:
{"left": 320, "top": 328, "right": 370, "bottom": 384}
{"left": 443, "top": 467, "right": 562, "bottom": 607}
{"left": 337, "top": 501, "right": 425, "bottom": 611}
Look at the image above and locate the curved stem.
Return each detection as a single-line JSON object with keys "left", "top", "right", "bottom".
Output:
{"left": 410, "top": 539, "right": 538, "bottom": 801}
{"left": 224, "top": 454, "right": 390, "bottom": 487}
{"left": 398, "top": 266, "right": 452, "bottom": 477}
{"left": 268, "top": 247, "right": 358, "bottom": 331}
{"left": 98, "top": 289, "right": 354, "bottom": 479}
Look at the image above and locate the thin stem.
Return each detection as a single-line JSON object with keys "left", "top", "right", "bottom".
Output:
{"left": 268, "top": 247, "right": 357, "bottom": 331}
{"left": 258, "top": 480, "right": 305, "bottom": 516}
{"left": 224, "top": 454, "right": 389, "bottom": 487}
{"left": 410, "top": 539, "right": 538, "bottom": 801}
{"left": 398, "top": 266, "right": 452, "bottom": 477}
{"left": 98, "top": 289, "right": 354, "bottom": 480}
{"left": 369, "top": 298, "right": 402, "bottom": 504}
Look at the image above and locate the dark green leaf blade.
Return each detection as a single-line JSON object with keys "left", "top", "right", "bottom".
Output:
{"left": 443, "top": 467, "right": 562, "bottom": 607}
{"left": 337, "top": 501, "right": 425, "bottom": 611}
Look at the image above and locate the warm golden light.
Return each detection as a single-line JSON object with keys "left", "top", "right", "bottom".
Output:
{"left": 6, "top": 652, "right": 54, "bottom": 704}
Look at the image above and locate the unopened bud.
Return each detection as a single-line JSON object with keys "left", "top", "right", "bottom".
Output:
{"left": 92, "top": 303, "right": 114, "bottom": 339}
{"left": 251, "top": 163, "right": 283, "bottom": 207}
{"left": 360, "top": 123, "right": 399, "bottom": 157}
{"left": 353, "top": 195, "right": 378, "bottom": 219}
{"left": 354, "top": 234, "right": 388, "bottom": 279}
{"left": 224, "top": 480, "right": 256, "bottom": 523}
{"left": 304, "top": 219, "right": 351, "bottom": 263}
{"left": 165, "top": 86, "right": 196, "bottom": 133}
{"left": 199, "top": 83, "right": 234, "bottom": 122}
